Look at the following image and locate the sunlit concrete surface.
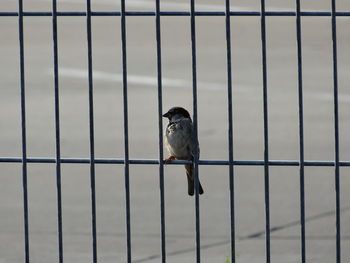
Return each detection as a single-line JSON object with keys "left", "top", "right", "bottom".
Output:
{"left": 1, "top": 1, "right": 350, "bottom": 262}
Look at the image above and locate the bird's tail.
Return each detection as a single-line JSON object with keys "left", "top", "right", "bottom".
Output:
{"left": 185, "top": 164, "right": 204, "bottom": 196}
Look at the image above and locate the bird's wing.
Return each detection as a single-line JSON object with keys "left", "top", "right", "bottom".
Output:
{"left": 180, "top": 118, "right": 199, "bottom": 160}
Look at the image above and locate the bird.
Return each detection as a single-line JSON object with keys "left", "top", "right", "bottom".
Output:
{"left": 163, "top": 106, "right": 204, "bottom": 196}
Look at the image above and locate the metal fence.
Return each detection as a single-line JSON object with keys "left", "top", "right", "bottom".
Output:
{"left": 0, "top": 0, "right": 348, "bottom": 263}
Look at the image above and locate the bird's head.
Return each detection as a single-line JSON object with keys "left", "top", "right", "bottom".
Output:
{"left": 163, "top": 106, "right": 191, "bottom": 121}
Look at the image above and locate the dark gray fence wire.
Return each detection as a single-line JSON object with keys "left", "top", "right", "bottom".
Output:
{"left": 51, "top": 0, "right": 64, "bottom": 263}
{"left": 86, "top": 0, "right": 98, "bottom": 262}
{"left": 120, "top": 0, "right": 132, "bottom": 262}
{"left": 17, "top": 1, "right": 30, "bottom": 263}
{"left": 331, "top": 0, "right": 341, "bottom": 262}
{"left": 259, "top": 1, "right": 271, "bottom": 262}
{"left": 225, "top": 0, "right": 235, "bottom": 262}
{"left": 295, "top": 0, "right": 306, "bottom": 262}
{"left": 155, "top": 1, "right": 166, "bottom": 262}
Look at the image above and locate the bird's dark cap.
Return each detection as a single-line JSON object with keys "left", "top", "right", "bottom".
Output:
{"left": 163, "top": 106, "right": 191, "bottom": 119}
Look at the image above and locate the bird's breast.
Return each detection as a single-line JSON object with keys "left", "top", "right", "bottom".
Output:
{"left": 165, "top": 125, "right": 191, "bottom": 159}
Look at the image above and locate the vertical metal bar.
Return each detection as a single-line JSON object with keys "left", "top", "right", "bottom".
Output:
{"left": 331, "top": 1, "right": 341, "bottom": 262}
{"left": 51, "top": 0, "right": 64, "bottom": 262}
{"left": 190, "top": 0, "right": 200, "bottom": 262}
{"left": 259, "top": 1, "right": 270, "bottom": 263}
{"left": 120, "top": 0, "right": 132, "bottom": 262}
{"left": 155, "top": 0, "right": 166, "bottom": 262}
{"left": 86, "top": 0, "right": 98, "bottom": 262}
{"left": 296, "top": 0, "right": 306, "bottom": 262}
{"left": 225, "top": 0, "right": 236, "bottom": 262}
{"left": 18, "top": 0, "right": 30, "bottom": 262}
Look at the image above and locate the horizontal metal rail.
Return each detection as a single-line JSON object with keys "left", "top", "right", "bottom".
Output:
{"left": 1, "top": 11, "right": 350, "bottom": 17}
{"left": 1, "top": 157, "right": 350, "bottom": 166}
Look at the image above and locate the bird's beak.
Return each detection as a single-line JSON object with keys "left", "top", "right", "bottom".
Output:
{"left": 162, "top": 112, "right": 170, "bottom": 118}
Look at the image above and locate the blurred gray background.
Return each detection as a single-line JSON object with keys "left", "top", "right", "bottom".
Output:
{"left": 1, "top": 0, "right": 350, "bottom": 262}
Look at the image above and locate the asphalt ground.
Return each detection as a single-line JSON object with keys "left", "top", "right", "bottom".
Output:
{"left": 1, "top": 1, "right": 350, "bottom": 262}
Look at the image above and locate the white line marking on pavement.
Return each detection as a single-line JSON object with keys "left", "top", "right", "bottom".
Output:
{"left": 49, "top": 68, "right": 350, "bottom": 103}
{"left": 40, "top": 0, "right": 232, "bottom": 10}
{"left": 52, "top": 67, "right": 227, "bottom": 90}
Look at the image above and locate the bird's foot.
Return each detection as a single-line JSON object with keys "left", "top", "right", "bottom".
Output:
{"left": 164, "top": 156, "right": 176, "bottom": 163}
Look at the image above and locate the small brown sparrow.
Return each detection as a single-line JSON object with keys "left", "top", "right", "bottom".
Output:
{"left": 163, "top": 107, "right": 204, "bottom": 196}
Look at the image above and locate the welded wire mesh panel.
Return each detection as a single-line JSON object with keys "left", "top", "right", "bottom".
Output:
{"left": 0, "top": 0, "right": 349, "bottom": 262}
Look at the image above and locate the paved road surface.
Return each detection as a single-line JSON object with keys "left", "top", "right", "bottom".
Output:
{"left": 1, "top": 1, "right": 350, "bottom": 262}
